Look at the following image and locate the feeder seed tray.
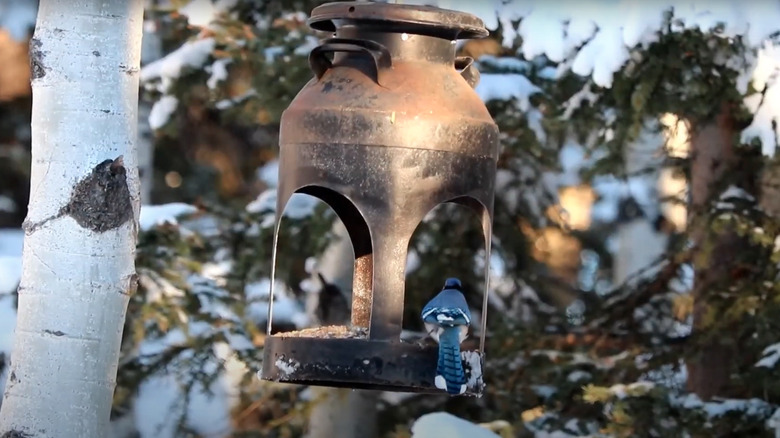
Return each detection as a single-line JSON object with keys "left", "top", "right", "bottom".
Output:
{"left": 276, "top": 325, "right": 368, "bottom": 339}
{"left": 262, "top": 325, "right": 485, "bottom": 395}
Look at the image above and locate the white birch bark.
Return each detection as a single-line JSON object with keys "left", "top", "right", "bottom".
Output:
{"left": 0, "top": 1, "right": 144, "bottom": 437}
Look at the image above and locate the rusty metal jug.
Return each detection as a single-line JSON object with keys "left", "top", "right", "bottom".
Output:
{"left": 261, "top": 1, "right": 498, "bottom": 395}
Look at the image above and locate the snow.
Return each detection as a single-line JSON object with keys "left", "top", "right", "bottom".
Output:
{"left": 573, "top": 22, "right": 630, "bottom": 88}
{"left": 141, "top": 37, "right": 216, "bottom": 92}
{"left": 133, "top": 267, "right": 252, "bottom": 438}
{"left": 517, "top": 10, "right": 565, "bottom": 63}
{"left": 0, "top": 223, "right": 254, "bottom": 438}
{"left": 248, "top": 160, "right": 319, "bottom": 225}
{"left": 293, "top": 35, "right": 320, "bottom": 56}
{"left": 0, "top": 195, "right": 15, "bottom": 213}
{"left": 412, "top": 412, "right": 500, "bottom": 438}
{"left": 246, "top": 190, "right": 319, "bottom": 226}
{"left": 206, "top": 58, "right": 231, "bottom": 89}
{"left": 264, "top": 46, "right": 285, "bottom": 62}
{"left": 531, "top": 384, "right": 557, "bottom": 398}
{"left": 608, "top": 381, "right": 655, "bottom": 399}
{"left": 741, "top": 41, "right": 780, "bottom": 156}
{"left": 463, "top": 350, "right": 484, "bottom": 392}
{"left": 768, "top": 408, "right": 780, "bottom": 436}
{"left": 215, "top": 89, "right": 257, "bottom": 110}
{"left": 133, "top": 341, "right": 247, "bottom": 438}
{"left": 566, "top": 370, "right": 592, "bottom": 382}
{"left": 421, "top": 0, "right": 780, "bottom": 156}
{"left": 257, "top": 158, "right": 280, "bottom": 187}
{"left": 0, "top": 228, "right": 23, "bottom": 294}
{"left": 148, "top": 95, "right": 178, "bottom": 130}
{"left": 139, "top": 203, "right": 198, "bottom": 231}
{"left": 0, "top": 228, "right": 23, "bottom": 402}
{"left": 478, "top": 55, "right": 531, "bottom": 73}
{"left": 129, "top": 227, "right": 261, "bottom": 438}
{"left": 178, "top": 0, "right": 238, "bottom": 28}
{"left": 756, "top": 342, "right": 780, "bottom": 368}
{"left": 720, "top": 184, "right": 755, "bottom": 201}
{"left": 591, "top": 175, "right": 657, "bottom": 223}
{"left": 274, "top": 357, "right": 300, "bottom": 376}
{"left": 245, "top": 279, "right": 308, "bottom": 328}
{"left": 557, "top": 141, "right": 586, "bottom": 186}
{"left": 0, "top": 0, "right": 37, "bottom": 41}
{"left": 475, "top": 73, "right": 541, "bottom": 110}
{"left": 562, "top": 83, "right": 599, "bottom": 119}
{"left": 613, "top": 220, "right": 669, "bottom": 286}
{"left": 672, "top": 393, "right": 774, "bottom": 419}
{"left": 406, "top": 250, "right": 421, "bottom": 273}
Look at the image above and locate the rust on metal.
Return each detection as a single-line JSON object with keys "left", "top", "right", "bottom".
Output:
{"left": 352, "top": 253, "right": 372, "bottom": 327}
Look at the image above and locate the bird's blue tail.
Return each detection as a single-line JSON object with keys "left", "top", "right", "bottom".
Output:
{"left": 436, "top": 327, "right": 467, "bottom": 395}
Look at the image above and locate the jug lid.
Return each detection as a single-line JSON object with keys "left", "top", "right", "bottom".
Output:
{"left": 308, "top": 1, "right": 489, "bottom": 40}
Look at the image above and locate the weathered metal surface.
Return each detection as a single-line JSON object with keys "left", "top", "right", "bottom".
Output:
{"left": 307, "top": 1, "right": 489, "bottom": 39}
{"left": 262, "top": 336, "right": 485, "bottom": 396}
{"left": 262, "top": 0, "right": 498, "bottom": 395}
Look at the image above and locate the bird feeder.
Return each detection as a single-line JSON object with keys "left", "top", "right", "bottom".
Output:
{"left": 260, "top": 1, "right": 499, "bottom": 396}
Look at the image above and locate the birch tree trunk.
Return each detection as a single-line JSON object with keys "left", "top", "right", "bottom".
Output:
{"left": 0, "top": 1, "right": 144, "bottom": 437}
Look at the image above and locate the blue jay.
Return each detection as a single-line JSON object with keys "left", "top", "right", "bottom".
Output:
{"left": 421, "top": 277, "right": 471, "bottom": 395}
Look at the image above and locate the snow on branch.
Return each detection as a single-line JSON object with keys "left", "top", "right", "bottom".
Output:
{"left": 178, "top": 0, "right": 238, "bottom": 28}
{"left": 139, "top": 203, "right": 198, "bottom": 231}
{"left": 428, "top": 1, "right": 780, "bottom": 155}
{"left": 476, "top": 73, "right": 541, "bottom": 111}
{"left": 141, "top": 38, "right": 216, "bottom": 93}
{"left": 492, "top": 2, "right": 780, "bottom": 85}
{"left": 741, "top": 41, "right": 780, "bottom": 156}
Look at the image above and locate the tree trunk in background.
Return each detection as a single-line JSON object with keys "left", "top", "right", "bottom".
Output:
{"left": 136, "top": 94, "right": 154, "bottom": 205}
{"left": 136, "top": 17, "right": 162, "bottom": 205}
{"left": 0, "top": 1, "right": 144, "bottom": 437}
{"left": 305, "top": 220, "right": 379, "bottom": 438}
{"left": 685, "top": 103, "right": 745, "bottom": 400}
{"left": 613, "top": 122, "right": 668, "bottom": 286}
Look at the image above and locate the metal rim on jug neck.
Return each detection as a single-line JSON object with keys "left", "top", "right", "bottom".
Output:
{"left": 307, "top": 1, "right": 489, "bottom": 41}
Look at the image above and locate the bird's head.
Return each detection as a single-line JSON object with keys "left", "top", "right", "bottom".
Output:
{"left": 443, "top": 277, "right": 462, "bottom": 290}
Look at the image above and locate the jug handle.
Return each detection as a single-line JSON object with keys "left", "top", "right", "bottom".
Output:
{"left": 455, "top": 56, "right": 480, "bottom": 89}
{"left": 309, "top": 38, "right": 392, "bottom": 87}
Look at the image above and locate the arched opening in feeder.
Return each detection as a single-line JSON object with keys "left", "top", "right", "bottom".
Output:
{"left": 404, "top": 196, "right": 491, "bottom": 394}
{"left": 258, "top": 190, "right": 347, "bottom": 334}
{"left": 266, "top": 185, "right": 369, "bottom": 336}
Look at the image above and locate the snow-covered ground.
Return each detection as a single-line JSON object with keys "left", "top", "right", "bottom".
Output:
{"left": 412, "top": 412, "right": 501, "bottom": 438}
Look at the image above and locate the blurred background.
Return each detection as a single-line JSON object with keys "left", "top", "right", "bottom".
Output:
{"left": 2, "top": 0, "right": 780, "bottom": 437}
